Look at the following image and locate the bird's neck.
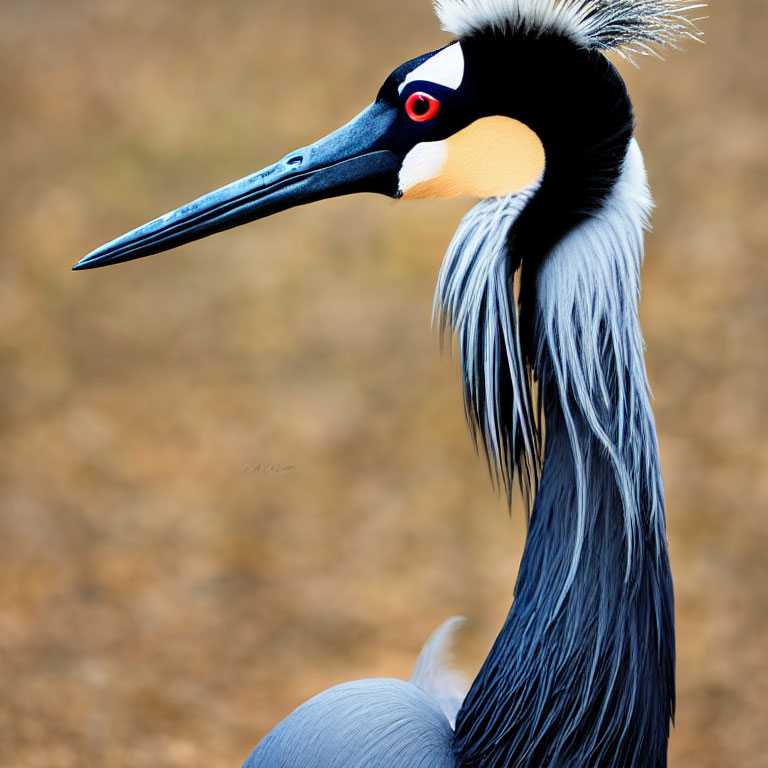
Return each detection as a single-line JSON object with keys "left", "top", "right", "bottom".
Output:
{"left": 453, "top": 142, "right": 676, "bottom": 768}
{"left": 455, "top": 388, "right": 675, "bottom": 768}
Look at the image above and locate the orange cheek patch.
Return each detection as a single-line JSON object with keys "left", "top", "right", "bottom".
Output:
{"left": 401, "top": 116, "right": 545, "bottom": 200}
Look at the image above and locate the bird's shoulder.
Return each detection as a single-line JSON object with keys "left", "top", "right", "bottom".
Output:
{"left": 241, "top": 677, "right": 457, "bottom": 768}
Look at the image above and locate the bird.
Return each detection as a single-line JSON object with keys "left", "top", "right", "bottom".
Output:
{"left": 75, "top": 1, "right": 703, "bottom": 766}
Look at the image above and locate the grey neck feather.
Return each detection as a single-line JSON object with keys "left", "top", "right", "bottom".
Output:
{"left": 435, "top": 139, "right": 666, "bottom": 570}
{"left": 438, "top": 140, "right": 675, "bottom": 767}
{"left": 533, "top": 138, "right": 667, "bottom": 588}
{"left": 434, "top": 186, "right": 542, "bottom": 507}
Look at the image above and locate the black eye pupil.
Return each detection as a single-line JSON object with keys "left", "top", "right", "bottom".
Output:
{"left": 413, "top": 96, "right": 430, "bottom": 116}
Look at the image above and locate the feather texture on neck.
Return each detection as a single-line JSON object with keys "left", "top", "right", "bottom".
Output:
{"left": 429, "top": 2, "right": 687, "bottom": 765}
{"left": 438, "top": 139, "right": 675, "bottom": 768}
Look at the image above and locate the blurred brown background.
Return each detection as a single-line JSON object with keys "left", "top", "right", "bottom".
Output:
{"left": 0, "top": 1, "right": 766, "bottom": 766}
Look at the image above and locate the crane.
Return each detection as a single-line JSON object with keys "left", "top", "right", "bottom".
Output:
{"left": 75, "top": 1, "right": 702, "bottom": 766}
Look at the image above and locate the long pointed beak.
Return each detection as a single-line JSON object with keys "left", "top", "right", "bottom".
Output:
{"left": 74, "top": 102, "right": 400, "bottom": 271}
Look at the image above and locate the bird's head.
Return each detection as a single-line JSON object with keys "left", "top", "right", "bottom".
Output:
{"left": 74, "top": 1, "right": 701, "bottom": 271}
{"left": 74, "top": 40, "right": 541, "bottom": 270}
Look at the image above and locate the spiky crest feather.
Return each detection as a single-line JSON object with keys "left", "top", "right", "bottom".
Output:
{"left": 434, "top": 0, "right": 703, "bottom": 58}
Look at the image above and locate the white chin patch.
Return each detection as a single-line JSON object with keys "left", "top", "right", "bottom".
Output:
{"left": 399, "top": 142, "right": 448, "bottom": 194}
{"left": 399, "top": 42, "right": 465, "bottom": 94}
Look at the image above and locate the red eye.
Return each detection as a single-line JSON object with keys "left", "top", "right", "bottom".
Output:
{"left": 405, "top": 92, "right": 441, "bottom": 122}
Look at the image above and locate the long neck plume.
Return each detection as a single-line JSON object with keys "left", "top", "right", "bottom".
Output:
{"left": 440, "top": 140, "right": 675, "bottom": 767}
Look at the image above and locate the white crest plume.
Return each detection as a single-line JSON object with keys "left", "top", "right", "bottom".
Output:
{"left": 433, "top": 0, "right": 704, "bottom": 57}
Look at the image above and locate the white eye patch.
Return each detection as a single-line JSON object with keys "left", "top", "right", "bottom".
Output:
{"left": 399, "top": 42, "right": 465, "bottom": 94}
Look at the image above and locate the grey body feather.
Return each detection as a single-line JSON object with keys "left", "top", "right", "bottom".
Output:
{"left": 242, "top": 620, "right": 465, "bottom": 768}
{"left": 242, "top": 679, "right": 455, "bottom": 768}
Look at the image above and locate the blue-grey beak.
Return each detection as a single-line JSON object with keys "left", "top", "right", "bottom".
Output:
{"left": 74, "top": 102, "right": 400, "bottom": 270}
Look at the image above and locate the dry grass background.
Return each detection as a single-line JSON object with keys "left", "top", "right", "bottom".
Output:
{"left": 0, "top": 1, "right": 766, "bottom": 766}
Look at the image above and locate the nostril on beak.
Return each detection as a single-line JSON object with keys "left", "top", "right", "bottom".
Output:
{"left": 286, "top": 155, "right": 303, "bottom": 167}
